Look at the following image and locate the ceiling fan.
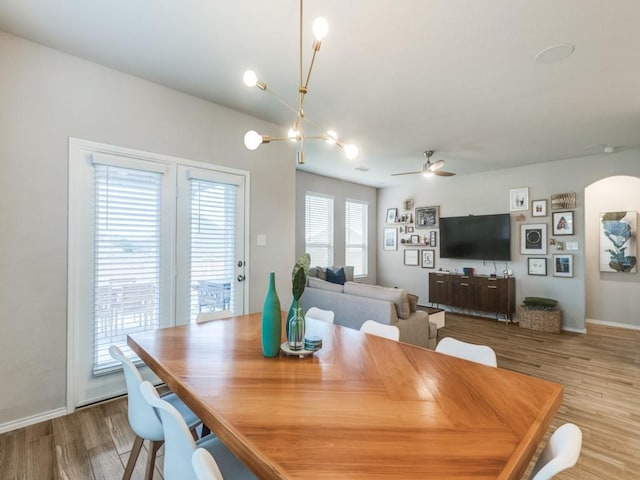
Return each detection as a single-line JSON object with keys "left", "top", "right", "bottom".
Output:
{"left": 391, "top": 150, "right": 456, "bottom": 177}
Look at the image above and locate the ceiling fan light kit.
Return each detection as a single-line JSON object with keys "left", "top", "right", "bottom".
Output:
{"left": 392, "top": 150, "right": 456, "bottom": 178}
{"left": 242, "top": 0, "right": 358, "bottom": 164}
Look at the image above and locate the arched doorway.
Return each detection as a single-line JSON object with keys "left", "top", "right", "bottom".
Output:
{"left": 584, "top": 176, "right": 640, "bottom": 328}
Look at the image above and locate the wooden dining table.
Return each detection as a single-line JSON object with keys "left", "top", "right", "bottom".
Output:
{"left": 128, "top": 312, "right": 563, "bottom": 479}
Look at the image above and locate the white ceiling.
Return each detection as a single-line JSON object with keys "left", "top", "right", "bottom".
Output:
{"left": 1, "top": 0, "right": 639, "bottom": 187}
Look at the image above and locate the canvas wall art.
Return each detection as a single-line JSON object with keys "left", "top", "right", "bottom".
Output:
{"left": 600, "top": 211, "right": 637, "bottom": 273}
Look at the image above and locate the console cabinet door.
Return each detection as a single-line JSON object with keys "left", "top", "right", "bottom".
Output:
{"left": 477, "top": 277, "right": 506, "bottom": 314}
{"left": 429, "top": 273, "right": 452, "bottom": 305}
{"left": 453, "top": 276, "right": 478, "bottom": 309}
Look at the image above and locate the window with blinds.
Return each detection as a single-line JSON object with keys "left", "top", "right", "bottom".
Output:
{"left": 305, "top": 193, "right": 334, "bottom": 267}
{"left": 93, "top": 164, "right": 161, "bottom": 374}
{"left": 345, "top": 200, "right": 368, "bottom": 277}
{"left": 188, "top": 179, "right": 237, "bottom": 322}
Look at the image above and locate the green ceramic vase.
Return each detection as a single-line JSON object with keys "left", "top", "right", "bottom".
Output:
{"left": 261, "top": 272, "right": 282, "bottom": 357}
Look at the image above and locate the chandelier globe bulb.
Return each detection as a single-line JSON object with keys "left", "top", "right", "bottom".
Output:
{"left": 312, "top": 17, "right": 329, "bottom": 41}
{"left": 244, "top": 130, "right": 262, "bottom": 150}
{"left": 344, "top": 143, "right": 358, "bottom": 160}
{"left": 325, "top": 130, "right": 337, "bottom": 145}
{"left": 243, "top": 70, "right": 258, "bottom": 87}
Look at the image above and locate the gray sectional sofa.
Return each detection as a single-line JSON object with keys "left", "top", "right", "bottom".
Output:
{"left": 300, "top": 269, "right": 437, "bottom": 349}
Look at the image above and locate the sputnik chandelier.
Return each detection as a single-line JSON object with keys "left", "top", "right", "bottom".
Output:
{"left": 242, "top": 0, "right": 358, "bottom": 164}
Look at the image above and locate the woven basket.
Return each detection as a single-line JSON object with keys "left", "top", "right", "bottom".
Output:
{"left": 518, "top": 305, "right": 562, "bottom": 333}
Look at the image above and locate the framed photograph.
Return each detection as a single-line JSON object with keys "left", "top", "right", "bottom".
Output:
{"left": 407, "top": 226, "right": 414, "bottom": 233}
{"left": 383, "top": 228, "right": 397, "bottom": 251}
{"left": 520, "top": 223, "right": 547, "bottom": 254}
{"left": 404, "top": 249, "right": 419, "bottom": 266}
{"left": 386, "top": 208, "right": 398, "bottom": 224}
{"left": 410, "top": 234, "right": 420, "bottom": 244}
{"left": 415, "top": 206, "right": 439, "bottom": 229}
{"left": 531, "top": 199, "right": 547, "bottom": 217}
{"left": 510, "top": 187, "right": 529, "bottom": 211}
{"left": 552, "top": 211, "right": 574, "bottom": 236}
{"left": 429, "top": 230, "right": 437, "bottom": 247}
{"left": 551, "top": 192, "right": 576, "bottom": 210}
{"left": 527, "top": 257, "right": 547, "bottom": 276}
{"left": 421, "top": 249, "right": 435, "bottom": 268}
{"left": 553, "top": 254, "right": 573, "bottom": 277}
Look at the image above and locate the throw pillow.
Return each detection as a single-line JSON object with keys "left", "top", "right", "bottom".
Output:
{"left": 523, "top": 296, "right": 558, "bottom": 308}
{"left": 408, "top": 293, "right": 419, "bottom": 313}
{"left": 326, "top": 267, "right": 346, "bottom": 285}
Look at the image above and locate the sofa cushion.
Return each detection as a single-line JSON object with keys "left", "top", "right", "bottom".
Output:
{"left": 343, "top": 282, "right": 411, "bottom": 319}
{"left": 308, "top": 276, "right": 344, "bottom": 292}
{"left": 326, "top": 267, "right": 346, "bottom": 285}
{"left": 408, "top": 293, "right": 419, "bottom": 313}
{"left": 308, "top": 267, "right": 327, "bottom": 281}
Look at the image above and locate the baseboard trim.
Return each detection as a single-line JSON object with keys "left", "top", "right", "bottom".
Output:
{"left": 586, "top": 318, "right": 640, "bottom": 331}
{"left": 0, "top": 407, "right": 68, "bottom": 434}
{"left": 562, "top": 326, "right": 587, "bottom": 334}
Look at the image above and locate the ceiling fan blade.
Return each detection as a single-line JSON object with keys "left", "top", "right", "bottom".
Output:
{"left": 428, "top": 160, "right": 445, "bottom": 172}
{"left": 433, "top": 170, "right": 456, "bottom": 176}
{"left": 391, "top": 171, "right": 423, "bottom": 176}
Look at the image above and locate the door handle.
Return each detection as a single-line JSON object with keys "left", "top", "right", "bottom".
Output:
{"left": 237, "top": 274, "right": 246, "bottom": 282}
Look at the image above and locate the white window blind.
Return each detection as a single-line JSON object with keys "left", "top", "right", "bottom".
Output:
{"left": 93, "top": 164, "right": 162, "bottom": 374}
{"left": 188, "top": 178, "right": 237, "bottom": 322}
{"left": 305, "top": 193, "right": 334, "bottom": 267}
{"left": 345, "top": 200, "right": 368, "bottom": 276}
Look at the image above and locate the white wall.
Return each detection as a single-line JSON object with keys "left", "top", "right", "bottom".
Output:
{"left": 296, "top": 171, "right": 377, "bottom": 284}
{"left": 0, "top": 32, "right": 295, "bottom": 426}
{"left": 585, "top": 176, "right": 640, "bottom": 327}
{"left": 377, "top": 149, "right": 640, "bottom": 332}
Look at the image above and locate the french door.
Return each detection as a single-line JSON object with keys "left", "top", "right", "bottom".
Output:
{"left": 68, "top": 139, "right": 247, "bottom": 407}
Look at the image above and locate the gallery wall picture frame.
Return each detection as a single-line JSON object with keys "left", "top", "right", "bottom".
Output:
{"left": 429, "top": 230, "right": 437, "bottom": 247}
{"left": 421, "top": 249, "right": 435, "bottom": 268}
{"left": 527, "top": 257, "right": 547, "bottom": 276}
{"left": 551, "top": 192, "right": 576, "bottom": 210}
{"left": 410, "top": 234, "right": 420, "bottom": 244}
{"left": 383, "top": 228, "right": 397, "bottom": 251}
{"left": 553, "top": 254, "right": 573, "bottom": 277}
{"left": 407, "top": 226, "right": 414, "bottom": 233}
{"left": 552, "top": 210, "right": 574, "bottom": 235}
{"left": 520, "top": 223, "right": 547, "bottom": 255}
{"left": 510, "top": 187, "right": 529, "bottom": 211}
{"left": 386, "top": 208, "right": 398, "bottom": 224}
{"left": 531, "top": 199, "right": 548, "bottom": 217}
{"left": 415, "top": 206, "right": 439, "bottom": 229}
{"left": 404, "top": 249, "right": 419, "bottom": 266}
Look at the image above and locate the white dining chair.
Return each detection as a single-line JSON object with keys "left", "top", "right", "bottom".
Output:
{"left": 109, "top": 345, "right": 202, "bottom": 480}
{"left": 360, "top": 320, "right": 400, "bottom": 341}
{"left": 196, "top": 310, "right": 234, "bottom": 324}
{"left": 139, "top": 381, "right": 256, "bottom": 480}
{"left": 435, "top": 337, "right": 497, "bottom": 367}
{"left": 305, "top": 307, "right": 335, "bottom": 324}
{"left": 529, "top": 423, "right": 582, "bottom": 480}
{"left": 192, "top": 448, "right": 224, "bottom": 480}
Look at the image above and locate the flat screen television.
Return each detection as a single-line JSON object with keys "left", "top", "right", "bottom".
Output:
{"left": 439, "top": 213, "right": 511, "bottom": 261}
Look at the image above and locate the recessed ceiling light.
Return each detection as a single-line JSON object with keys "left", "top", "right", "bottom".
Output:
{"left": 535, "top": 43, "right": 575, "bottom": 64}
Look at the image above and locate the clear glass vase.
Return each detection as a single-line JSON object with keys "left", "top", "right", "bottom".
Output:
{"left": 287, "top": 300, "right": 305, "bottom": 351}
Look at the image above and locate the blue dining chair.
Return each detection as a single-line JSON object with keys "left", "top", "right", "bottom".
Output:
{"left": 139, "top": 381, "right": 257, "bottom": 480}
{"left": 109, "top": 345, "right": 203, "bottom": 480}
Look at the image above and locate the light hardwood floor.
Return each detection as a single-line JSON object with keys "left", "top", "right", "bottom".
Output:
{"left": 1, "top": 313, "right": 638, "bottom": 479}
